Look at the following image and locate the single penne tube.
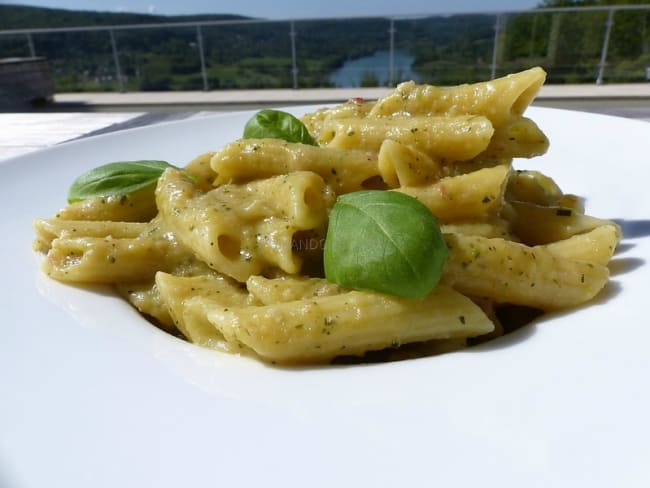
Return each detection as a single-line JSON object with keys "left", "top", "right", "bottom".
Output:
{"left": 368, "top": 66, "right": 546, "bottom": 128}
{"left": 473, "top": 116, "right": 549, "bottom": 160}
{"left": 228, "top": 170, "right": 334, "bottom": 229}
{"left": 506, "top": 169, "right": 564, "bottom": 206}
{"left": 394, "top": 164, "right": 510, "bottom": 223}
{"left": 155, "top": 272, "right": 250, "bottom": 349}
{"left": 440, "top": 217, "right": 513, "bottom": 239}
{"left": 53, "top": 185, "right": 159, "bottom": 222}
{"left": 321, "top": 115, "right": 494, "bottom": 162}
{"left": 299, "top": 107, "right": 330, "bottom": 140}
{"left": 509, "top": 200, "right": 620, "bottom": 245}
{"left": 38, "top": 215, "right": 200, "bottom": 283}
{"left": 440, "top": 158, "right": 513, "bottom": 177}
{"left": 300, "top": 99, "right": 375, "bottom": 140}
{"left": 33, "top": 219, "right": 149, "bottom": 252}
{"left": 204, "top": 285, "right": 494, "bottom": 364}
{"left": 246, "top": 275, "right": 344, "bottom": 305}
{"left": 442, "top": 233, "right": 610, "bottom": 310}
{"left": 378, "top": 139, "right": 444, "bottom": 188}
{"left": 115, "top": 280, "right": 176, "bottom": 332}
{"left": 182, "top": 297, "right": 251, "bottom": 354}
{"left": 556, "top": 194, "right": 584, "bottom": 213}
{"left": 254, "top": 218, "right": 307, "bottom": 273}
{"left": 42, "top": 234, "right": 175, "bottom": 283}
{"left": 540, "top": 225, "right": 621, "bottom": 266}
{"left": 183, "top": 151, "right": 217, "bottom": 190}
{"left": 156, "top": 168, "right": 334, "bottom": 282}
{"left": 210, "top": 138, "right": 380, "bottom": 194}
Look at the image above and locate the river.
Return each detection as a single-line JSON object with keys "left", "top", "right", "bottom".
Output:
{"left": 329, "top": 50, "right": 420, "bottom": 88}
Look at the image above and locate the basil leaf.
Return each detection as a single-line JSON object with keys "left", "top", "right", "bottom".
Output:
{"left": 67, "top": 160, "right": 175, "bottom": 203}
{"left": 324, "top": 190, "right": 448, "bottom": 299}
{"left": 243, "top": 109, "right": 318, "bottom": 146}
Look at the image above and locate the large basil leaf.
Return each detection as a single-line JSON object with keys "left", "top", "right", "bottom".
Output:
{"left": 243, "top": 109, "right": 318, "bottom": 146}
{"left": 67, "top": 160, "right": 175, "bottom": 203}
{"left": 324, "top": 190, "right": 448, "bottom": 299}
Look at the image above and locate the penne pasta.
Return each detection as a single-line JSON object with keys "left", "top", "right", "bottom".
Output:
{"left": 205, "top": 284, "right": 494, "bottom": 364}
{"left": 53, "top": 186, "right": 159, "bottom": 223}
{"left": 368, "top": 66, "right": 546, "bottom": 128}
{"left": 377, "top": 139, "right": 444, "bottom": 188}
{"left": 472, "top": 116, "right": 549, "bottom": 160}
{"left": 395, "top": 164, "right": 510, "bottom": 223}
{"left": 321, "top": 115, "right": 494, "bottom": 162}
{"left": 442, "top": 233, "right": 610, "bottom": 310}
{"left": 183, "top": 151, "right": 218, "bottom": 190}
{"left": 246, "top": 275, "right": 344, "bottom": 305}
{"left": 301, "top": 99, "right": 375, "bottom": 140}
{"left": 440, "top": 218, "right": 513, "bottom": 239}
{"left": 42, "top": 234, "right": 175, "bottom": 283}
{"left": 155, "top": 272, "right": 251, "bottom": 350}
{"left": 156, "top": 168, "right": 334, "bottom": 282}
{"left": 540, "top": 225, "right": 621, "bottom": 265}
{"left": 509, "top": 200, "right": 619, "bottom": 245}
{"left": 506, "top": 169, "right": 564, "bottom": 206}
{"left": 36, "top": 216, "right": 206, "bottom": 283}
{"left": 115, "top": 280, "right": 176, "bottom": 332}
{"left": 33, "top": 67, "right": 620, "bottom": 365}
{"left": 33, "top": 219, "right": 148, "bottom": 253}
{"left": 210, "top": 138, "right": 381, "bottom": 193}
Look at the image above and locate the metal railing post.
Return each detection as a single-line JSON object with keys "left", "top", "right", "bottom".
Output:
{"left": 108, "top": 29, "right": 125, "bottom": 93}
{"left": 490, "top": 14, "right": 502, "bottom": 79}
{"left": 596, "top": 8, "right": 615, "bottom": 85}
{"left": 529, "top": 13, "right": 538, "bottom": 58}
{"left": 26, "top": 33, "right": 36, "bottom": 57}
{"left": 289, "top": 21, "right": 299, "bottom": 89}
{"left": 196, "top": 25, "right": 209, "bottom": 91}
{"left": 388, "top": 18, "right": 396, "bottom": 87}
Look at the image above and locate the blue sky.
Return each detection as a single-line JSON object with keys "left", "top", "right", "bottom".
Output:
{"left": 1, "top": 1, "right": 540, "bottom": 19}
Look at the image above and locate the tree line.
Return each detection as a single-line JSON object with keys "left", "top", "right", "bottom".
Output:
{"left": 0, "top": 1, "right": 648, "bottom": 92}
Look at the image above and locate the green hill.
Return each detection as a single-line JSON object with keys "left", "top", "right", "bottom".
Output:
{"left": 1, "top": 2, "right": 649, "bottom": 91}
{"left": 0, "top": 4, "right": 247, "bottom": 29}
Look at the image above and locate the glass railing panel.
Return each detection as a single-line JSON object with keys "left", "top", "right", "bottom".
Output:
{"left": 198, "top": 21, "right": 293, "bottom": 89}
{"left": 393, "top": 14, "right": 496, "bottom": 86}
{"left": 3, "top": 6, "right": 650, "bottom": 92}
{"left": 606, "top": 7, "right": 650, "bottom": 83}
{"left": 294, "top": 17, "right": 393, "bottom": 88}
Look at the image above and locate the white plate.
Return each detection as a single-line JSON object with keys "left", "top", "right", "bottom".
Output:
{"left": 1, "top": 107, "right": 649, "bottom": 488}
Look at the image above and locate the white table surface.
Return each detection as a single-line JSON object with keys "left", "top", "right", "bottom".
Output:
{"left": 0, "top": 113, "right": 139, "bottom": 161}
{"left": 0, "top": 112, "right": 218, "bottom": 162}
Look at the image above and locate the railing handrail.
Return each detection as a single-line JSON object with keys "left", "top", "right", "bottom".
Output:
{"left": 2, "top": 4, "right": 650, "bottom": 37}
{"left": 0, "top": 17, "right": 279, "bottom": 37}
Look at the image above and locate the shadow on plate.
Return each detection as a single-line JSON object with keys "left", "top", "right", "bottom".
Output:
{"left": 331, "top": 276, "right": 627, "bottom": 366}
{"left": 614, "top": 218, "right": 650, "bottom": 239}
{"left": 609, "top": 256, "right": 644, "bottom": 276}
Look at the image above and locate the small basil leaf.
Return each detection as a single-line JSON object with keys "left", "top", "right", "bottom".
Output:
{"left": 67, "top": 160, "right": 175, "bottom": 203}
{"left": 324, "top": 190, "right": 448, "bottom": 299}
{"left": 243, "top": 109, "right": 318, "bottom": 146}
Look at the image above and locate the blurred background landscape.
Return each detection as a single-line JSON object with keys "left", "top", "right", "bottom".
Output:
{"left": 2, "top": 0, "right": 650, "bottom": 96}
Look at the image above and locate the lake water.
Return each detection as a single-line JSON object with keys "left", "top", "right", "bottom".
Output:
{"left": 329, "top": 50, "right": 420, "bottom": 88}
